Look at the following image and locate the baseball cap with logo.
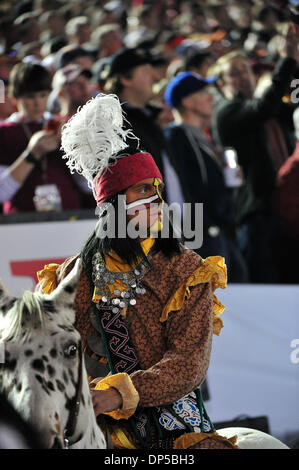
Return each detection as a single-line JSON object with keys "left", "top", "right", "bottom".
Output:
{"left": 164, "top": 71, "right": 217, "bottom": 109}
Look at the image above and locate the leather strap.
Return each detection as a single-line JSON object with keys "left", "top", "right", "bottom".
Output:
{"left": 63, "top": 341, "right": 83, "bottom": 448}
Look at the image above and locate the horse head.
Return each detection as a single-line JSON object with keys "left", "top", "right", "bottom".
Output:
{"left": 0, "top": 259, "right": 106, "bottom": 449}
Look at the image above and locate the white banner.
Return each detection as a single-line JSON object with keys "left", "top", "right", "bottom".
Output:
{"left": 0, "top": 219, "right": 95, "bottom": 295}
{"left": 207, "top": 284, "right": 299, "bottom": 442}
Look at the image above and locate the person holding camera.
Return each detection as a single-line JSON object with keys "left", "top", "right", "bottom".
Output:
{"left": 212, "top": 23, "right": 299, "bottom": 283}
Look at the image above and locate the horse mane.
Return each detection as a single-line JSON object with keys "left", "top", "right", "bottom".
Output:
{"left": 1, "top": 291, "right": 45, "bottom": 343}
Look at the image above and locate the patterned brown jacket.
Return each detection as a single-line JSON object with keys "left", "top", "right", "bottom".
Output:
{"left": 38, "top": 245, "right": 229, "bottom": 448}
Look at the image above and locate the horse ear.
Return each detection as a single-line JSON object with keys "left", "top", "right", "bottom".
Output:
{"left": 48, "top": 258, "right": 82, "bottom": 307}
{"left": 0, "top": 279, "right": 16, "bottom": 315}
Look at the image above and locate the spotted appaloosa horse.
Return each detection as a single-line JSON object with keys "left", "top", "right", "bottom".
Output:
{"left": 0, "top": 260, "right": 105, "bottom": 449}
{"left": 0, "top": 261, "right": 289, "bottom": 449}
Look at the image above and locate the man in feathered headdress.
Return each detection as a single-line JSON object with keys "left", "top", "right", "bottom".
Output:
{"left": 37, "top": 93, "right": 238, "bottom": 449}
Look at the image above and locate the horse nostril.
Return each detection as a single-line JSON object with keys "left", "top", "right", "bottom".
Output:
{"left": 51, "top": 436, "right": 63, "bottom": 449}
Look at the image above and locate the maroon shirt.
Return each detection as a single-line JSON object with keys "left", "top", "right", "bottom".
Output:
{"left": 0, "top": 120, "right": 93, "bottom": 213}
{"left": 273, "top": 141, "right": 299, "bottom": 238}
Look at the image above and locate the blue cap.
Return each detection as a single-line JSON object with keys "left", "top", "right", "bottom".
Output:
{"left": 164, "top": 72, "right": 217, "bottom": 109}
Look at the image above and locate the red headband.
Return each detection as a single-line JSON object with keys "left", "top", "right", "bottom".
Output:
{"left": 94, "top": 152, "right": 163, "bottom": 205}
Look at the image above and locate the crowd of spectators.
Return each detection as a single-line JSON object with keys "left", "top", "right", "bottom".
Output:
{"left": 0, "top": 0, "right": 298, "bottom": 284}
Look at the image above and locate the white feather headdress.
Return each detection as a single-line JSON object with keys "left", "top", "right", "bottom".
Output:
{"left": 60, "top": 93, "right": 138, "bottom": 195}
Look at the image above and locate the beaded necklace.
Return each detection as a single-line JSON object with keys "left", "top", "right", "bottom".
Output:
{"left": 92, "top": 251, "right": 150, "bottom": 314}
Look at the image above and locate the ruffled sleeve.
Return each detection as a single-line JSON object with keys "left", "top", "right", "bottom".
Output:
{"left": 160, "top": 256, "right": 227, "bottom": 336}
{"left": 37, "top": 264, "right": 59, "bottom": 294}
{"left": 93, "top": 373, "right": 140, "bottom": 420}
{"left": 37, "top": 256, "right": 79, "bottom": 294}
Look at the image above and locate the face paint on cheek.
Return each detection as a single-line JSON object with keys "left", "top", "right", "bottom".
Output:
{"left": 153, "top": 178, "right": 164, "bottom": 204}
{"left": 149, "top": 214, "right": 163, "bottom": 233}
{"left": 149, "top": 178, "right": 164, "bottom": 232}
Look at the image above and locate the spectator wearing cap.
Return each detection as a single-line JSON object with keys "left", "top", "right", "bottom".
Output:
{"left": 51, "top": 63, "right": 94, "bottom": 117}
{"left": 212, "top": 25, "right": 298, "bottom": 283}
{"left": 17, "top": 41, "right": 42, "bottom": 63}
{"left": 49, "top": 63, "right": 95, "bottom": 204}
{"left": 13, "top": 11, "right": 41, "bottom": 49}
{"left": 183, "top": 49, "right": 215, "bottom": 78}
{"left": 90, "top": 24, "right": 124, "bottom": 60}
{"left": 94, "top": 0, "right": 126, "bottom": 28}
{"left": 39, "top": 11, "right": 66, "bottom": 44}
{"left": 55, "top": 45, "right": 95, "bottom": 71}
{"left": 41, "top": 37, "right": 68, "bottom": 59}
{"left": 125, "top": 4, "right": 163, "bottom": 48}
{"left": 65, "top": 16, "right": 91, "bottom": 46}
{"left": 40, "top": 37, "right": 68, "bottom": 73}
{"left": 0, "top": 62, "right": 93, "bottom": 213}
{"left": 104, "top": 47, "right": 178, "bottom": 191}
{"left": 164, "top": 72, "right": 248, "bottom": 283}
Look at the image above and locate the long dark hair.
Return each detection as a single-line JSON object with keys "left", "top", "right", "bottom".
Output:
{"left": 81, "top": 203, "right": 182, "bottom": 277}
{"left": 81, "top": 191, "right": 181, "bottom": 277}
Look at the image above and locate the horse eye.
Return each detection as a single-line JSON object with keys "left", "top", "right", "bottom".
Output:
{"left": 64, "top": 344, "right": 78, "bottom": 358}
